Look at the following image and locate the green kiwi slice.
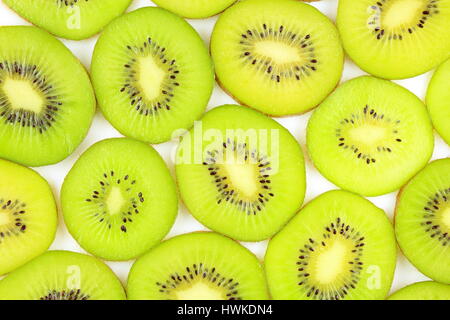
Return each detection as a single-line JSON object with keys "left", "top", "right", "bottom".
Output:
{"left": 175, "top": 105, "right": 306, "bottom": 241}
{"left": 265, "top": 190, "right": 397, "bottom": 300}
{"left": 152, "top": 0, "right": 237, "bottom": 18}
{"left": 307, "top": 76, "right": 434, "bottom": 197}
{"left": 3, "top": 0, "right": 132, "bottom": 40}
{"left": 0, "top": 26, "right": 95, "bottom": 167}
{"left": 388, "top": 281, "right": 450, "bottom": 300}
{"left": 426, "top": 58, "right": 450, "bottom": 145}
{"left": 127, "top": 232, "right": 268, "bottom": 300}
{"left": 0, "top": 159, "right": 57, "bottom": 276}
{"left": 210, "top": 0, "right": 344, "bottom": 116}
{"left": 395, "top": 158, "right": 450, "bottom": 284}
{"left": 61, "top": 138, "right": 178, "bottom": 261}
{"left": 0, "top": 251, "right": 126, "bottom": 300}
{"left": 337, "top": 0, "right": 450, "bottom": 79}
{"left": 91, "top": 7, "right": 214, "bottom": 144}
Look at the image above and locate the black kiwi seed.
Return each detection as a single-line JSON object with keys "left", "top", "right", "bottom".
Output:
{"left": 84, "top": 172, "right": 144, "bottom": 233}
{"left": 156, "top": 263, "right": 242, "bottom": 300}
{"left": 335, "top": 105, "right": 402, "bottom": 165}
{"left": 202, "top": 139, "right": 275, "bottom": 215}
{"left": 120, "top": 39, "right": 181, "bottom": 116}
{"left": 0, "top": 198, "right": 27, "bottom": 244}
{"left": 40, "top": 289, "right": 89, "bottom": 300}
{"left": 296, "top": 217, "right": 365, "bottom": 300}
{"left": 239, "top": 24, "right": 318, "bottom": 83}
{"left": 56, "top": 0, "right": 89, "bottom": 8}
{"left": 421, "top": 187, "right": 450, "bottom": 246}
{"left": 0, "top": 61, "right": 62, "bottom": 133}
{"left": 369, "top": 0, "right": 441, "bottom": 40}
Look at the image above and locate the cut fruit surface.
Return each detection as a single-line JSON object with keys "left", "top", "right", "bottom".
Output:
{"left": 265, "top": 190, "right": 397, "bottom": 300}
{"left": 127, "top": 232, "right": 268, "bottom": 300}
{"left": 307, "top": 76, "right": 434, "bottom": 196}
{"left": 3, "top": 0, "right": 132, "bottom": 40}
{"left": 175, "top": 105, "right": 306, "bottom": 241}
{"left": 388, "top": 281, "right": 450, "bottom": 300}
{"left": 0, "top": 26, "right": 95, "bottom": 167}
{"left": 210, "top": 0, "right": 344, "bottom": 116}
{"left": 61, "top": 138, "right": 178, "bottom": 261}
{"left": 395, "top": 158, "right": 450, "bottom": 284}
{"left": 0, "top": 251, "right": 126, "bottom": 300}
{"left": 0, "top": 159, "right": 57, "bottom": 276}
{"left": 337, "top": 0, "right": 450, "bottom": 79}
{"left": 426, "top": 58, "right": 450, "bottom": 145}
{"left": 91, "top": 7, "right": 214, "bottom": 144}
{"left": 152, "top": 0, "right": 237, "bottom": 18}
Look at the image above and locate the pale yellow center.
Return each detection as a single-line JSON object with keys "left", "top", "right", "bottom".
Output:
{"left": 254, "top": 40, "right": 302, "bottom": 64}
{"left": 311, "top": 240, "right": 351, "bottom": 285}
{"left": 382, "top": 0, "right": 423, "bottom": 29}
{"left": 3, "top": 78, "right": 44, "bottom": 113}
{"left": 442, "top": 207, "right": 450, "bottom": 230}
{"left": 137, "top": 56, "right": 166, "bottom": 101}
{"left": 105, "top": 187, "right": 125, "bottom": 216}
{"left": 174, "top": 280, "right": 226, "bottom": 300}
{"left": 222, "top": 162, "right": 259, "bottom": 199}
{"left": 348, "top": 124, "right": 388, "bottom": 146}
{"left": 0, "top": 212, "right": 10, "bottom": 226}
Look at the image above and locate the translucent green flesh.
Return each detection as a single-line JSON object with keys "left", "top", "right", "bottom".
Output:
{"left": 388, "top": 281, "right": 450, "bottom": 300}
{"left": 153, "top": 0, "right": 237, "bottom": 18}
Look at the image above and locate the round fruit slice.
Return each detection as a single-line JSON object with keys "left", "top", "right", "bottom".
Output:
{"left": 395, "top": 158, "right": 450, "bottom": 284}
{"left": 210, "top": 0, "right": 344, "bottom": 116}
{"left": 0, "top": 159, "right": 57, "bottom": 276}
{"left": 175, "top": 105, "right": 306, "bottom": 241}
{"left": 388, "top": 281, "right": 450, "bottom": 300}
{"left": 307, "top": 76, "right": 434, "bottom": 197}
{"left": 0, "top": 26, "right": 95, "bottom": 167}
{"left": 127, "top": 232, "right": 268, "bottom": 300}
{"left": 265, "top": 190, "right": 397, "bottom": 300}
{"left": 0, "top": 251, "right": 126, "bottom": 300}
{"left": 426, "top": 58, "right": 450, "bottom": 145}
{"left": 61, "top": 138, "right": 178, "bottom": 261}
{"left": 337, "top": 0, "right": 450, "bottom": 79}
{"left": 3, "top": 0, "right": 132, "bottom": 40}
{"left": 91, "top": 7, "right": 214, "bottom": 144}
{"left": 152, "top": 0, "right": 237, "bottom": 18}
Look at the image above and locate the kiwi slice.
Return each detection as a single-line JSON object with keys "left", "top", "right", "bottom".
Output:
{"left": 307, "top": 76, "right": 434, "bottom": 197}
{"left": 388, "top": 281, "right": 450, "bottom": 300}
{"left": 426, "top": 58, "right": 450, "bottom": 145}
{"left": 127, "top": 232, "right": 268, "bottom": 300}
{"left": 0, "top": 159, "right": 57, "bottom": 276}
{"left": 395, "top": 158, "right": 450, "bottom": 284}
{"left": 91, "top": 7, "right": 214, "bottom": 144}
{"left": 3, "top": 0, "right": 132, "bottom": 40}
{"left": 265, "top": 190, "right": 397, "bottom": 300}
{"left": 152, "top": 0, "right": 237, "bottom": 19}
{"left": 175, "top": 105, "right": 306, "bottom": 241}
{"left": 0, "top": 251, "right": 126, "bottom": 300}
{"left": 337, "top": 0, "right": 450, "bottom": 79}
{"left": 210, "top": 0, "right": 344, "bottom": 116}
{"left": 61, "top": 138, "right": 178, "bottom": 261}
{"left": 0, "top": 26, "right": 95, "bottom": 167}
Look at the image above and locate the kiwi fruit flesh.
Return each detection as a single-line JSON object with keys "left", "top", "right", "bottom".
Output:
{"left": 388, "top": 281, "right": 450, "bottom": 300}
{"left": 0, "top": 159, "right": 57, "bottom": 276}
{"left": 3, "top": 0, "right": 132, "bottom": 40}
{"left": 0, "top": 26, "right": 95, "bottom": 167}
{"left": 307, "top": 76, "right": 434, "bottom": 197}
{"left": 210, "top": 0, "right": 344, "bottom": 116}
{"left": 0, "top": 251, "right": 126, "bottom": 300}
{"left": 127, "top": 232, "right": 268, "bottom": 300}
{"left": 426, "top": 58, "right": 450, "bottom": 145}
{"left": 152, "top": 0, "right": 237, "bottom": 19}
{"left": 175, "top": 105, "right": 306, "bottom": 241}
{"left": 337, "top": 0, "right": 450, "bottom": 79}
{"left": 265, "top": 190, "right": 397, "bottom": 300}
{"left": 91, "top": 7, "right": 214, "bottom": 144}
{"left": 395, "top": 158, "right": 450, "bottom": 284}
{"left": 61, "top": 138, "right": 178, "bottom": 261}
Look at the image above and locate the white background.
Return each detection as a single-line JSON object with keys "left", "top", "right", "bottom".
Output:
{"left": 0, "top": 0, "right": 449, "bottom": 296}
